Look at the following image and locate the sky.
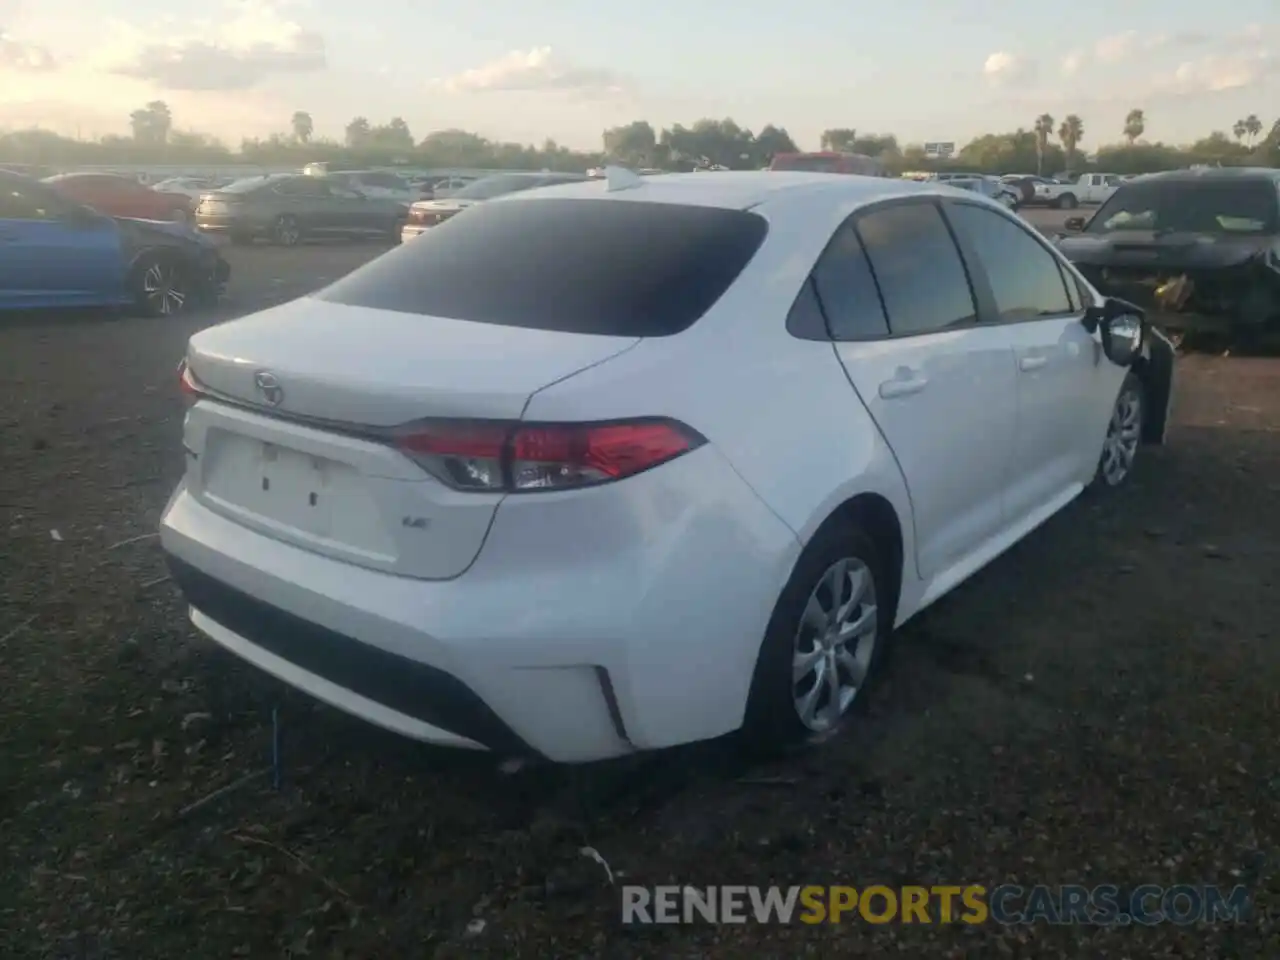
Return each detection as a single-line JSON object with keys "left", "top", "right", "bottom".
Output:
{"left": 1, "top": 0, "right": 1277, "bottom": 151}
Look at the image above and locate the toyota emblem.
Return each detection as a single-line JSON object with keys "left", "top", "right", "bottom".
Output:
{"left": 254, "top": 371, "right": 284, "bottom": 407}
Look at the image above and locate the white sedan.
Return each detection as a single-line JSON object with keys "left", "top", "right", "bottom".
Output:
{"left": 161, "top": 170, "right": 1175, "bottom": 763}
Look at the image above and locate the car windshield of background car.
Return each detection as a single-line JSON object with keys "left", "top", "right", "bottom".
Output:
{"left": 1088, "top": 181, "right": 1279, "bottom": 235}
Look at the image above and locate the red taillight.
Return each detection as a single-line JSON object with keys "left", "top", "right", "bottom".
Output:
{"left": 392, "top": 418, "right": 705, "bottom": 492}
{"left": 178, "top": 359, "right": 205, "bottom": 403}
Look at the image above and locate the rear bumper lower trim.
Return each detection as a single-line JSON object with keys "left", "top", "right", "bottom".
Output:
{"left": 165, "top": 552, "right": 538, "bottom": 757}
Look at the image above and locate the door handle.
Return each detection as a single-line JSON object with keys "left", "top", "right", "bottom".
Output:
{"left": 1019, "top": 355, "right": 1048, "bottom": 372}
{"left": 879, "top": 375, "right": 929, "bottom": 399}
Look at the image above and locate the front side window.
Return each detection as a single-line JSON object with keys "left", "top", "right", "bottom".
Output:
{"left": 945, "top": 203, "right": 1074, "bottom": 321}
{"left": 854, "top": 202, "right": 976, "bottom": 336}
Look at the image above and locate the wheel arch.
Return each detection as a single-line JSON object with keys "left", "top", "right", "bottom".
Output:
{"left": 810, "top": 492, "right": 906, "bottom": 629}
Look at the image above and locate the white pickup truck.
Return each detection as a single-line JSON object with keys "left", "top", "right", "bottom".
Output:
{"left": 1032, "top": 173, "right": 1123, "bottom": 209}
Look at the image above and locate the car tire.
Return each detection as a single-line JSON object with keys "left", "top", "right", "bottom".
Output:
{"left": 1057, "top": 193, "right": 1079, "bottom": 210}
{"left": 743, "top": 520, "right": 890, "bottom": 755}
{"left": 272, "top": 215, "right": 302, "bottom": 247}
{"left": 129, "top": 253, "right": 191, "bottom": 318}
{"left": 1090, "top": 372, "right": 1144, "bottom": 490}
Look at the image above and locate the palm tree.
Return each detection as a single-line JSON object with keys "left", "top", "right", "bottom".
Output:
{"left": 1058, "top": 115, "right": 1084, "bottom": 171}
{"left": 1244, "top": 114, "right": 1263, "bottom": 147}
{"left": 1233, "top": 119, "right": 1248, "bottom": 144}
{"left": 291, "top": 111, "right": 313, "bottom": 145}
{"left": 1123, "top": 108, "right": 1145, "bottom": 145}
{"left": 1033, "top": 114, "right": 1055, "bottom": 176}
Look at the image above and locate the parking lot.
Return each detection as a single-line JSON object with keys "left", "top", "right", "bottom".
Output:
{"left": 2, "top": 208, "right": 1279, "bottom": 958}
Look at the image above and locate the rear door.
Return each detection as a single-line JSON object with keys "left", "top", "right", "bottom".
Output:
{"left": 0, "top": 177, "right": 121, "bottom": 305}
{"left": 824, "top": 199, "right": 1018, "bottom": 580}
{"left": 942, "top": 200, "right": 1111, "bottom": 522}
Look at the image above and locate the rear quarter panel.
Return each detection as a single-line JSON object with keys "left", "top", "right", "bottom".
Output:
{"left": 520, "top": 190, "right": 920, "bottom": 617}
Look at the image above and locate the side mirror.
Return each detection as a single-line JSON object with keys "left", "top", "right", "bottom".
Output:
{"left": 1084, "top": 298, "right": 1145, "bottom": 366}
{"left": 1063, "top": 216, "right": 1086, "bottom": 232}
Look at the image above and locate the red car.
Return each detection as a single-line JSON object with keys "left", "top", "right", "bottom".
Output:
{"left": 769, "top": 152, "right": 887, "bottom": 176}
{"left": 41, "top": 173, "right": 194, "bottom": 222}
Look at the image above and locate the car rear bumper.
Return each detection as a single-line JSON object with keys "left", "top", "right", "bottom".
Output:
{"left": 158, "top": 445, "right": 800, "bottom": 763}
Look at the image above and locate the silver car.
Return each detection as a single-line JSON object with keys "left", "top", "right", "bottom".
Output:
{"left": 946, "top": 176, "right": 1020, "bottom": 211}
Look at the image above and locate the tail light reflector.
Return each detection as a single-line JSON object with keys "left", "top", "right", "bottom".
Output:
{"left": 392, "top": 418, "right": 706, "bottom": 492}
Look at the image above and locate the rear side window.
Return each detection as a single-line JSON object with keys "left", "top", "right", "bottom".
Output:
{"left": 945, "top": 203, "right": 1074, "bottom": 320}
{"left": 855, "top": 202, "right": 976, "bottom": 336}
{"left": 318, "top": 198, "right": 769, "bottom": 336}
{"left": 810, "top": 224, "right": 889, "bottom": 340}
{"left": 359, "top": 172, "right": 404, "bottom": 189}
{"left": 275, "top": 177, "right": 329, "bottom": 197}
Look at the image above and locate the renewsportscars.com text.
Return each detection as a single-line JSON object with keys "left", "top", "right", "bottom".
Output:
{"left": 621, "top": 884, "right": 1252, "bottom": 926}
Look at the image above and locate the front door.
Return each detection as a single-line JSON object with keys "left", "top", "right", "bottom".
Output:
{"left": 941, "top": 200, "right": 1116, "bottom": 522}
{"left": 819, "top": 199, "right": 1018, "bottom": 580}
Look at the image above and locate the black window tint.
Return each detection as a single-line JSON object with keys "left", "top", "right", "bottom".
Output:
{"left": 946, "top": 203, "right": 1073, "bottom": 321}
{"left": 855, "top": 202, "right": 975, "bottom": 336}
{"left": 811, "top": 224, "right": 889, "bottom": 340}
{"left": 276, "top": 177, "right": 328, "bottom": 197}
{"left": 318, "top": 198, "right": 768, "bottom": 337}
{"left": 785, "top": 279, "right": 829, "bottom": 339}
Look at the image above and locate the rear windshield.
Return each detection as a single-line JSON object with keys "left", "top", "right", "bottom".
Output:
{"left": 219, "top": 176, "right": 278, "bottom": 193}
{"left": 1088, "top": 179, "right": 1280, "bottom": 235}
{"left": 317, "top": 197, "right": 769, "bottom": 336}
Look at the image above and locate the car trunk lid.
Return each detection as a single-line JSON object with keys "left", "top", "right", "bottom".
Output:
{"left": 181, "top": 297, "right": 639, "bottom": 578}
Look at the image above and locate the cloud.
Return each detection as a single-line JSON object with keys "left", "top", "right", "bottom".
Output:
{"left": 982, "top": 51, "right": 1034, "bottom": 87}
{"left": 1151, "top": 49, "right": 1278, "bottom": 95}
{"left": 0, "top": 29, "right": 53, "bottom": 70}
{"left": 100, "top": 0, "right": 326, "bottom": 91}
{"left": 1092, "top": 30, "right": 1196, "bottom": 62}
{"left": 433, "top": 47, "right": 629, "bottom": 98}
{"left": 1061, "top": 51, "right": 1084, "bottom": 76}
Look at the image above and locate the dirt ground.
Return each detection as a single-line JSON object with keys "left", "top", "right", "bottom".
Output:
{"left": 2, "top": 250, "right": 1279, "bottom": 958}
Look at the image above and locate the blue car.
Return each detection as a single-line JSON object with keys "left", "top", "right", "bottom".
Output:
{"left": 0, "top": 170, "right": 230, "bottom": 316}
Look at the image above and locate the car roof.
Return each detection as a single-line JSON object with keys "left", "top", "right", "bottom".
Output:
{"left": 1128, "top": 167, "right": 1280, "bottom": 184}
{"left": 515, "top": 170, "right": 945, "bottom": 211}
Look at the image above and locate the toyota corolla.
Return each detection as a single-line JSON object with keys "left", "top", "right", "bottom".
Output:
{"left": 161, "top": 170, "right": 1175, "bottom": 763}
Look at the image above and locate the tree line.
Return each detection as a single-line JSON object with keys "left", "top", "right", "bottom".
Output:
{"left": 2, "top": 100, "right": 1278, "bottom": 176}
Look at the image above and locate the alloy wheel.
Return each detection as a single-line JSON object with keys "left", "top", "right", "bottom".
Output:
{"left": 275, "top": 217, "right": 301, "bottom": 246}
{"left": 792, "top": 557, "right": 879, "bottom": 734}
{"left": 142, "top": 262, "right": 187, "bottom": 316}
{"left": 1101, "top": 386, "right": 1143, "bottom": 486}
